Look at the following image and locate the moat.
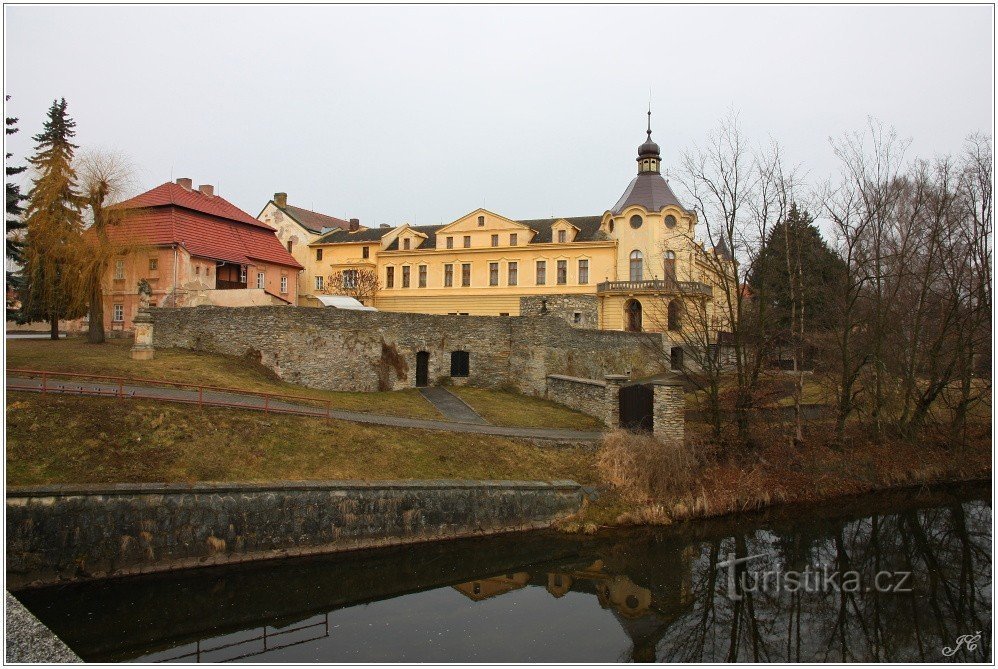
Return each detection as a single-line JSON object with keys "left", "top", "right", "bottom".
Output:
{"left": 12, "top": 482, "right": 991, "bottom": 663}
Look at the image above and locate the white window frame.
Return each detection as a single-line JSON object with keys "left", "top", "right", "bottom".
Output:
{"left": 112, "top": 303, "right": 124, "bottom": 322}
{"left": 256, "top": 272, "right": 266, "bottom": 289}
{"left": 315, "top": 275, "right": 325, "bottom": 291}
{"left": 114, "top": 259, "right": 125, "bottom": 280}
{"left": 280, "top": 275, "right": 288, "bottom": 294}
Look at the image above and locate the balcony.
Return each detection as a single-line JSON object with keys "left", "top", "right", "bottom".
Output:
{"left": 216, "top": 279, "right": 248, "bottom": 290}
{"left": 596, "top": 279, "right": 713, "bottom": 297}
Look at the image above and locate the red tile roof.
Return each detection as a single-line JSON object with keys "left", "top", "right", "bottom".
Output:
{"left": 111, "top": 181, "right": 303, "bottom": 270}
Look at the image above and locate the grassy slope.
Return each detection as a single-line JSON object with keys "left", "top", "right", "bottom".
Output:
{"left": 6, "top": 338, "right": 602, "bottom": 429}
{"left": 6, "top": 393, "right": 597, "bottom": 486}
{"left": 449, "top": 386, "right": 605, "bottom": 431}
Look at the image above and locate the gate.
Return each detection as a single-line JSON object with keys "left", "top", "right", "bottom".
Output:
{"left": 618, "top": 383, "right": 654, "bottom": 432}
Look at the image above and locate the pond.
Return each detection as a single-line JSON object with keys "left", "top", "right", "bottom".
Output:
{"left": 12, "top": 482, "right": 991, "bottom": 663}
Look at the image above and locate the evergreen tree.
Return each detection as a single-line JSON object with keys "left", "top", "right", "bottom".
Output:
{"left": 19, "top": 98, "right": 86, "bottom": 338}
{"left": 749, "top": 202, "right": 846, "bottom": 332}
{"left": 6, "top": 95, "right": 27, "bottom": 275}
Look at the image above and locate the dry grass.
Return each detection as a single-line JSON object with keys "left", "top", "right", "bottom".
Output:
{"left": 6, "top": 392, "right": 598, "bottom": 486}
{"left": 448, "top": 386, "right": 606, "bottom": 430}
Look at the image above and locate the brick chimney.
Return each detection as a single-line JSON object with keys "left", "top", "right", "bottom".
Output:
{"left": 176, "top": 178, "right": 193, "bottom": 191}
{"left": 274, "top": 192, "right": 287, "bottom": 208}
{"left": 349, "top": 218, "right": 360, "bottom": 232}
{"left": 198, "top": 184, "right": 214, "bottom": 197}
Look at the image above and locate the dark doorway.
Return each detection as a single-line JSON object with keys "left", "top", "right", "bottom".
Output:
{"left": 670, "top": 346, "right": 684, "bottom": 371}
{"left": 450, "top": 350, "right": 470, "bottom": 378}
{"left": 625, "top": 299, "right": 642, "bottom": 332}
{"left": 618, "top": 383, "right": 654, "bottom": 432}
{"left": 415, "top": 351, "right": 430, "bottom": 387}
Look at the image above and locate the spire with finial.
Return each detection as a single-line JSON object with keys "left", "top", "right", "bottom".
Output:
{"left": 637, "top": 105, "right": 661, "bottom": 174}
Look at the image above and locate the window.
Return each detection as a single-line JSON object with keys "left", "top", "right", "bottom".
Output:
{"left": 477, "top": 215, "right": 485, "bottom": 226}
{"left": 195, "top": 265, "right": 201, "bottom": 275}
{"left": 629, "top": 250, "right": 643, "bottom": 281}
{"left": 402, "top": 266, "right": 411, "bottom": 288}
{"left": 557, "top": 259, "right": 567, "bottom": 285}
{"left": 287, "top": 240, "right": 293, "bottom": 253}
{"left": 508, "top": 261, "right": 518, "bottom": 286}
{"left": 148, "top": 258, "right": 158, "bottom": 271}
{"left": 629, "top": 214, "right": 643, "bottom": 229}
{"left": 446, "top": 236, "right": 454, "bottom": 249}
{"left": 206, "top": 267, "right": 211, "bottom": 276}
{"left": 362, "top": 246, "right": 370, "bottom": 259}
{"left": 557, "top": 229, "right": 567, "bottom": 243}
{"left": 491, "top": 234, "right": 499, "bottom": 247}
{"left": 670, "top": 346, "right": 685, "bottom": 371}
{"left": 489, "top": 262, "right": 499, "bottom": 286}
{"left": 240, "top": 266, "right": 247, "bottom": 283}
{"left": 112, "top": 303, "right": 124, "bottom": 322}
{"left": 499, "top": 312, "right": 510, "bottom": 317}
{"left": 315, "top": 275, "right": 324, "bottom": 291}
{"left": 664, "top": 214, "right": 677, "bottom": 229}
{"left": 536, "top": 260, "right": 546, "bottom": 285}
{"left": 444, "top": 263, "right": 453, "bottom": 287}
{"left": 664, "top": 250, "right": 676, "bottom": 281}
{"left": 256, "top": 272, "right": 265, "bottom": 289}
{"left": 386, "top": 267, "right": 394, "bottom": 288}
{"left": 510, "top": 233, "right": 518, "bottom": 246}
{"left": 573, "top": 311, "right": 582, "bottom": 324}
{"left": 463, "top": 235, "right": 471, "bottom": 248}
{"left": 403, "top": 237, "right": 411, "bottom": 251}
{"left": 280, "top": 275, "right": 288, "bottom": 293}
{"left": 608, "top": 220, "right": 615, "bottom": 233}
{"left": 114, "top": 260, "right": 124, "bottom": 280}
{"left": 418, "top": 264, "right": 427, "bottom": 288}
{"left": 668, "top": 300, "right": 682, "bottom": 331}
{"left": 578, "top": 259, "right": 589, "bottom": 284}
{"left": 343, "top": 269, "right": 358, "bottom": 289}
{"left": 450, "top": 350, "right": 470, "bottom": 377}
{"left": 461, "top": 263, "right": 471, "bottom": 287}
{"left": 316, "top": 248, "right": 323, "bottom": 261}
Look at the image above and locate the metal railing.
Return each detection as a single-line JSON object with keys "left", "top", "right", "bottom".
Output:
{"left": 6, "top": 367, "right": 337, "bottom": 421}
{"left": 156, "top": 613, "right": 330, "bottom": 663}
{"left": 596, "top": 279, "right": 713, "bottom": 296}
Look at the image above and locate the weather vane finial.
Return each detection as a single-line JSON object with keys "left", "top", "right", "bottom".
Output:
{"left": 647, "top": 100, "right": 652, "bottom": 138}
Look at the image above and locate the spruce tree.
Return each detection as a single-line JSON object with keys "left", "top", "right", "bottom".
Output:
{"left": 19, "top": 98, "right": 86, "bottom": 338}
{"left": 6, "top": 95, "right": 27, "bottom": 279}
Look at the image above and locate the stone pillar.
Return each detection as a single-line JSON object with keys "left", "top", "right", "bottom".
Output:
{"left": 652, "top": 377, "right": 685, "bottom": 444}
{"left": 603, "top": 374, "right": 630, "bottom": 428}
{"left": 131, "top": 310, "right": 155, "bottom": 360}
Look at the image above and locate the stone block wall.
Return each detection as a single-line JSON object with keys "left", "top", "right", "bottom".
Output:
{"left": 519, "top": 294, "right": 599, "bottom": 329}
{"left": 653, "top": 380, "right": 685, "bottom": 443}
{"left": 546, "top": 374, "right": 611, "bottom": 426}
{"left": 149, "top": 306, "right": 663, "bottom": 396}
{"left": 6, "top": 480, "right": 585, "bottom": 587}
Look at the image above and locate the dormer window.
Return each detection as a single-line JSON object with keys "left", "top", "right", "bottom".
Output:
{"left": 477, "top": 215, "right": 485, "bottom": 226}
{"left": 403, "top": 238, "right": 411, "bottom": 250}
{"left": 557, "top": 229, "right": 566, "bottom": 243}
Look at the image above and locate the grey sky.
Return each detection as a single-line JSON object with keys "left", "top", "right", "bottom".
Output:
{"left": 4, "top": 5, "right": 993, "bottom": 228}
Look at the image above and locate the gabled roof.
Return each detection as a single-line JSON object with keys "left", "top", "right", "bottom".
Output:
{"left": 115, "top": 181, "right": 272, "bottom": 229}
{"left": 280, "top": 203, "right": 352, "bottom": 234}
{"left": 315, "top": 226, "right": 393, "bottom": 244}
{"left": 111, "top": 182, "right": 303, "bottom": 270}
{"left": 610, "top": 173, "right": 685, "bottom": 215}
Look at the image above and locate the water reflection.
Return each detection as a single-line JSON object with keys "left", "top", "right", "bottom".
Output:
{"left": 13, "top": 483, "right": 991, "bottom": 663}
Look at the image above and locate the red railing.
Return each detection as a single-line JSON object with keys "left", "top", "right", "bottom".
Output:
{"left": 5, "top": 367, "right": 335, "bottom": 421}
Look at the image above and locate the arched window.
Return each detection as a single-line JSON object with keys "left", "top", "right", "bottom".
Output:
{"left": 664, "top": 250, "right": 676, "bottom": 281}
{"left": 668, "top": 300, "right": 681, "bottom": 331}
{"left": 629, "top": 250, "right": 643, "bottom": 282}
{"left": 625, "top": 299, "right": 642, "bottom": 332}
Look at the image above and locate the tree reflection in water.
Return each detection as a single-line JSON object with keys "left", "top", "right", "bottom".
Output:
{"left": 14, "top": 486, "right": 991, "bottom": 663}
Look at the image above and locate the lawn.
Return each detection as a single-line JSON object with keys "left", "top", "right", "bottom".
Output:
{"left": 450, "top": 386, "right": 606, "bottom": 430}
{"left": 5, "top": 338, "right": 603, "bottom": 429}
{"left": 6, "top": 393, "right": 597, "bottom": 486}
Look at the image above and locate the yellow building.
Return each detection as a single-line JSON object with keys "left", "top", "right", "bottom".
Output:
{"left": 307, "top": 116, "right": 733, "bottom": 333}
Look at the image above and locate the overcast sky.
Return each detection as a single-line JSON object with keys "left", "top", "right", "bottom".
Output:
{"left": 4, "top": 5, "right": 994, "bottom": 228}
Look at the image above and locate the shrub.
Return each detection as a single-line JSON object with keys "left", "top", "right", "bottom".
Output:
{"left": 595, "top": 429, "right": 698, "bottom": 503}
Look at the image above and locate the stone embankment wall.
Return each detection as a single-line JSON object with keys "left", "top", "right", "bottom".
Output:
{"left": 545, "top": 374, "right": 615, "bottom": 426}
{"left": 6, "top": 480, "right": 585, "bottom": 588}
{"left": 519, "top": 295, "right": 599, "bottom": 329}
{"left": 149, "top": 306, "right": 663, "bottom": 395}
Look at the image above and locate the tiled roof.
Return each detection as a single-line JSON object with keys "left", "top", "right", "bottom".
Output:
{"left": 110, "top": 182, "right": 303, "bottom": 270}
{"left": 281, "top": 204, "right": 352, "bottom": 234}
{"left": 115, "top": 181, "right": 272, "bottom": 229}
{"left": 610, "top": 173, "right": 685, "bottom": 215}
{"left": 317, "top": 217, "right": 609, "bottom": 251}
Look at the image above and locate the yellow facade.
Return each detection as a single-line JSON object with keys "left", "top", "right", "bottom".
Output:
{"left": 304, "top": 121, "right": 734, "bottom": 333}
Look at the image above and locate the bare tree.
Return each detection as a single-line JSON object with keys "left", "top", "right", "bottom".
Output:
{"left": 325, "top": 268, "right": 380, "bottom": 305}
{"left": 76, "top": 149, "right": 135, "bottom": 343}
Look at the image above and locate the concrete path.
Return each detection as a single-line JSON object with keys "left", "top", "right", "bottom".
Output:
{"left": 418, "top": 387, "right": 490, "bottom": 425}
{"left": 6, "top": 375, "right": 603, "bottom": 442}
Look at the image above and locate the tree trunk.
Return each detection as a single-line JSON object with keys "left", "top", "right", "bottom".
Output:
{"left": 87, "top": 283, "right": 105, "bottom": 344}
{"left": 49, "top": 314, "right": 59, "bottom": 340}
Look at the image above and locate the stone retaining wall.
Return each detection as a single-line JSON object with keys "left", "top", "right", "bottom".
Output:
{"left": 6, "top": 480, "right": 585, "bottom": 588}
{"left": 519, "top": 294, "right": 599, "bottom": 329}
{"left": 545, "top": 374, "right": 612, "bottom": 426}
{"left": 149, "top": 306, "right": 663, "bottom": 395}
